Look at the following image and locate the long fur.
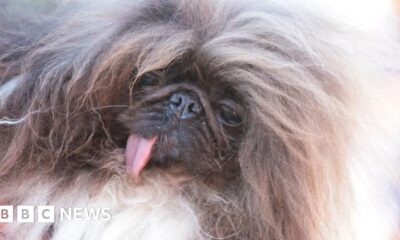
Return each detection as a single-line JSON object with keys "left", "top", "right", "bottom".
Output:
{"left": 0, "top": 0, "right": 399, "bottom": 239}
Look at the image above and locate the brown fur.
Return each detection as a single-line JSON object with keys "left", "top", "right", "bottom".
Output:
{"left": 0, "top": 0, "right": 398, "bottom": 239}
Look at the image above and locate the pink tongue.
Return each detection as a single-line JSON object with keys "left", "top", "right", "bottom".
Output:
{"left": 124, "top": 134, "right": 158, "bottom": 178}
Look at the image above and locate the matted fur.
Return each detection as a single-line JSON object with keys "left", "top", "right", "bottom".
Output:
{"left": 0, "top": 0, "right": 399, "bottom": 239}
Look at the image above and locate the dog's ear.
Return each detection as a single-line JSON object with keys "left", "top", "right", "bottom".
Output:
{"left": 238, "top": 99, "right": 350, "bottom": 239}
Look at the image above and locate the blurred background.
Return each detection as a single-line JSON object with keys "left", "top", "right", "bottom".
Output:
{"left": 320, "top": 0, "right": 396, "bottom": 30}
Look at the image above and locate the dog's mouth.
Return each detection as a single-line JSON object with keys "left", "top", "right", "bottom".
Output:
{"left": 124, "top": 134, "right": 158, "bottom": 178}
{"left": 124, "top": 129, "right": 220, "bottom": 178}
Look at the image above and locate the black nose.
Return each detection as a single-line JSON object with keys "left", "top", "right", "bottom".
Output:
{"left": 168, "top": 92, "right": 202, "bottom": 119}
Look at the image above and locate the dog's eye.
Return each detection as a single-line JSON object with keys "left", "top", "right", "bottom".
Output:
{"left": 217, "top": 100, "right": 241, "bottom": 126}
{"left": 138, "top": 72, "right": 159, "bottom": 87}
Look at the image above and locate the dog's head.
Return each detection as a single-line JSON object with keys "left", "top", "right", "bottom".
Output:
{"left": 120, "top": 64, "right": 246, "bottom": 179}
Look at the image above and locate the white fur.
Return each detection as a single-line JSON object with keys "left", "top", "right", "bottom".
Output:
{"left": 4, "top": 173, "right": 204, "bottom": 240}
{"left": 52, "top": 179, "right": 201, "bottom": 240}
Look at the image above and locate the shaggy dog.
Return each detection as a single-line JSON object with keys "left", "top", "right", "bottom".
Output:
{"left": 0, "top": 0, "right": 399, "bottom": 239}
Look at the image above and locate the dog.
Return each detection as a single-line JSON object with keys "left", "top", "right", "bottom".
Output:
{"left": 0, "top": 0, "right": 399, "bottom": 239}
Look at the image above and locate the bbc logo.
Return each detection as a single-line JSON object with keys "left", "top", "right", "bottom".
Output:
{"left": 0, "top": 206, "right": 55, "bottom": 223}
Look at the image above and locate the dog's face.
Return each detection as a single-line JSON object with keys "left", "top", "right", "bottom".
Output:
{"left": 120, "top": 65, "right": 246, "bottom": 179}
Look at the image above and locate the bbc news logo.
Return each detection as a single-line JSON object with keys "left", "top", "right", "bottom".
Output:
{"left": 0, "top": 206, "right": 112, "bottom": 223}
